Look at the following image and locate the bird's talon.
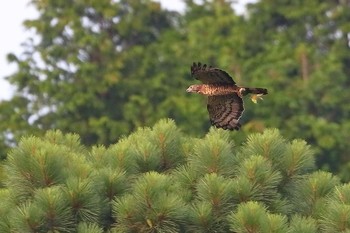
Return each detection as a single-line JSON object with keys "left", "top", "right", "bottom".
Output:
{"left": 251, "top": 94, "right": 264, "bottom": 104}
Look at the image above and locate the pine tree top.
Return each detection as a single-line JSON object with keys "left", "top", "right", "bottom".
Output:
{"left": 1, "top": 119, "right": 348, "bottom": 232}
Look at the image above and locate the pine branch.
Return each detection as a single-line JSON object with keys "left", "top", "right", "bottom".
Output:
{"left": 228, "top": 201, "right": 288, "bottom": 233}
{"left": 188, "top": 128, "right": 237, "bottom": 176}
{"left": 291, "top": 171, "right": 340, "bottom": 217}
{"left": 77, "top": 222, "right": 103, "bottom": 233}
{"left": 289, "top": 215, "right": 317, "bottom": 233}
{"left": 113, "top": 172, "right": 186, "bottom": 232}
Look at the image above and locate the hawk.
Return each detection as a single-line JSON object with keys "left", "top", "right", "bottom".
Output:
{"left": 186, "top": 62, "right": 268, "bottom": 130}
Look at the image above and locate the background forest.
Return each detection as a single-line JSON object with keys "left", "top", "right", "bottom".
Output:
{"left": 0, "top": 0, "right": 350, "bottom": 232}
{"left": 1, "top": 0, "right": 348, "bottom": 178}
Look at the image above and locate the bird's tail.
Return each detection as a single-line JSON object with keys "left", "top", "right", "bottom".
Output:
{"left": 241, "top": 87, "right": 268, "bottom": 104}
{"left": 242, "top": 87, "right": 268, "bottom": 96}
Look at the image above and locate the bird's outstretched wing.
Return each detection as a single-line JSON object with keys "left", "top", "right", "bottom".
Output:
{"left": 207, "top": 94, "right": 244, "bottom": 130}
{"left": 191, "top": 62, "right": 236, "bottom": 85}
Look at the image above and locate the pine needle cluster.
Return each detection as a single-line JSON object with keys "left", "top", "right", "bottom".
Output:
{"left": 0, "top": 119, "right": 349, "bottom": 232}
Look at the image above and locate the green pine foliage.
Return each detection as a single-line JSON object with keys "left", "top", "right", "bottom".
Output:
{"left": 319, "top": 184, "right": 350, "bottom": 232}
{"left": 113, "top": 171, "right": 185, "bottom": 233}
{"left": 288, "top": 215, "right": 317, "bottom": 233}
{"left": 1, "top": 119, "right": 350, "bottom": 232}
{"left": 228, "top": 201, "right": 288, "bottom": 233}
{"left": 77, "top": 222, "right": 103, "bottom": 233}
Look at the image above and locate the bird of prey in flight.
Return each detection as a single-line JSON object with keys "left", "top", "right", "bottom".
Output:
{"left": 186, "top": 62, "right": 268, "bottom": 130}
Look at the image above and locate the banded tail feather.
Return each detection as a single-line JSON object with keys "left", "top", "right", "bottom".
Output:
{"left": 240, "top": 87, "right": 268, "bottom": 104}
{"left": 241, "top": 87, "right": 268, "bottom": 96}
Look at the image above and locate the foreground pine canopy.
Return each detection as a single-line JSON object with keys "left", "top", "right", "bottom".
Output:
{"left": 0, "top": 119, "right": 349, "bottom": 233}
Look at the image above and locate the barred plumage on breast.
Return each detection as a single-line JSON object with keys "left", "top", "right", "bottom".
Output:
{"left": 203, "top": 84, "right": 239, "bottom": 96}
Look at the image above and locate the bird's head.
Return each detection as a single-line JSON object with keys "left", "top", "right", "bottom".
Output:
{"left": 186, "top": 85, "right": 203, "bottom": 94}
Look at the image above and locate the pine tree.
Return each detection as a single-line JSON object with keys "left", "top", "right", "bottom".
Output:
{"left": 1, "top": 119, "right": 349, "bottom": 232}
